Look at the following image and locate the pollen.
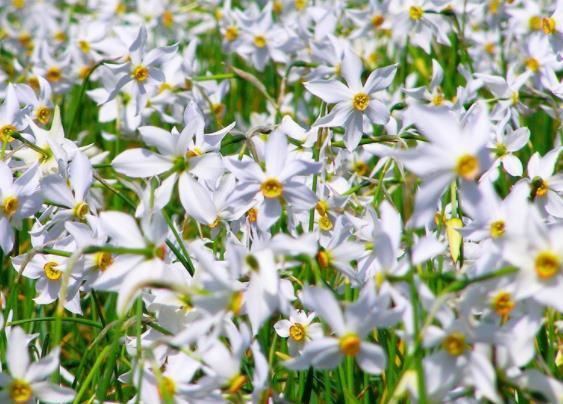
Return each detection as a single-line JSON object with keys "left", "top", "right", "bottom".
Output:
{"left": 489, "top": 220, "right": 505, "bottom": 238}
{"left": 339, "top": 333, "right": 361, "bottom": 356}
{"left": 2, "top": 195, "right": 19, "bottom": 218}
{"left": 254, "top": 35, "right": 267, "bottom": 48}
{"left": 352, "top": 92, "right": 369, "bottom": 111}
{"left": 159, "top": 82, "right": 172, "bottom": 93}
{"left": 78, "top": 40, "right": 90, "bottom": 53}
{"left": 12, "top": 0, "right": 25, "bottom": 9}
{"left": 95, "top": 251, "right": 113, "bottom": 271}
{"left": 225, "top": 25, "right": 238, "bottom": 41}
{"left": 511, "top": 91, "right": 519, "bottom": 105}
{"left": 35, "top": 105, "right": 52, "bottom": 125}
{"left": 46, "top": 66, "right": 62, "bottom": 83}
{"left": 442, "top": 332, "right": 466, "bottom": 356}
{"left": 0, "top": 124, "right": 16, "bottom": 142}
{"left": 74, "top": 201, "right": 89, "bottom": 219}
{"left": 9, "top": 379, "right": 32, "bottom": 403}
{"left": 208, "top": 217, "right": 221, "bottom": 228}
{"left": 371, "top": 14, "right": 385, "bottom": 28}
{"left": 525, "top": 57, "right": 540, "bottom": 72}
{"left": 261, "top": 178, "right": 283, "bottom": 198}
{"left": 491, "top": 291, "right": 515, "bottom": 318}
{"left": 409, "top": 6, "right": 424, "bottom": 21}
{"left": 455, "top": 154, "right": 480, "bottom": 181}
{"left": 542, "top": 17, "right": 556, "bottom": 35}
{"left": 289, "top": 323, "right": 306, "bottom": 342}
{"left": 534, "top": 250, "right": 560, "bottom": 280}
{"left": 44, "top": 261, "right": 62, "bottom": 281}
{"left": 132, "top": 65, "right": 149, "bottom": 82}
{"left": 186, "top": 147, "right": 203, "bottom": 158}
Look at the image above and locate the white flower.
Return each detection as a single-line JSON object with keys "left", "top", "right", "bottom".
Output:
{"left": 0, "top": 327, "right": 75, "bottom": 403}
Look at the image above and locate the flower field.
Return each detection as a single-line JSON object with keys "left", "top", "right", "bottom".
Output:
{"left": 0, "top": 0, "right": 562, "bottom": 403}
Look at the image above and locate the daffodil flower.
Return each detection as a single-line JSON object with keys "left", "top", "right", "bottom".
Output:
{"left": 0, "top": 327, "right": 75, "bottom": 403}
{"left": 305, "top": 47, "right": 397, "bottom": 151}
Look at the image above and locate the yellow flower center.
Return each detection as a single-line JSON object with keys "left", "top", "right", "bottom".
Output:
{"left": 534, "top": 250, "right": 560, "bottom": 280}
{"left": 115, "top": 2, "right": 126, "bottom": 14}
{"left": 225, "top": 25, "right": 238, "bottom": 41}
{"left": 247, "top": 207, "right": 258, "bottom": 223}
{"left": 228, "top": 374, "right": 247, "bottom": 394}
{"left": 294, "top": 0, "right": 307, "bottom": 11}
{"left": 74, "top": 201, "right": 89, "bottom": 220}
{"left": 455, "top": 154, "right": 480, "bottom": 180}
{"left": 95, "top": 251, "right": 113, "bottom": 271}
{"left": 2, "top": 196, "right": 19, "bottom": 218}
{"left": 485, "top": 42, "right": 495, "bottom": 55}
{"left": 489, "top": 220, "right": 505, "bottom": 238}
{"left": 260, "top": 178, "right": 283, "bottom": 198}
{"left": 0, "top": 124, "right": 17, "bottom": 143}
{"left": 78, "top": 40, "right": 90, "bottom": 53}
{"left": 186, "top": 147, "right": 203, "bottom": 158}
{"left": 352, "top": 93, "right": 369, "bottom": 111}
{"left": 319, "top": 215, "right": 333, "bottom": 231}
{"left": 316, "top": 200, "right": 329, "bottom": 216}
{"left": 44, "top": 261, "right": 62, "bottom": 281}
{"left": 9, "top": 379, "right": 32, "bottom": 403}
{"left": 525, "top": 57, "right": 540, "bottom": 72}
{"left": 431, "top": 94, "right": 444, "bottom": 106}
{"left": 409, "top": 6, "right": 424, "bottom": 21}
{"left": 529, "top": 16, "right": 542, "bottom": 31}
{"left": 79, "top": 65, "right": 91, "bottom": 79}
{"left": 442, "top": 332, "right": 466, "bottom": 356}
{"left": 339, "top": 333, "right": 361, "bottom": 357}
{"left": 53, "top": 31, "right": 65, "bottom": 42}
{"left": 162, "top": 10, "right": 174, "bottom": 28}
{"left": 46, "top": 66, "right": 62, "bottom": 83}
{"left": 12, "top": 0, "right": 25, "bottom": 9}
{"left": 489, "top": 0, "right": 500, "bottom": 14}
{"left": 254, "top": 35, "right": 267, "bottom": 48}
{"left": 317, "top": 250, "right": 332, "bottom": 268}
{"left": 531, "top": 177, "right": 549, "bottom": 198}
{"left": 157, "top": 376, "right": 176, "bottom": 399}
{"left": 28, "top": 76, "right": 40, "bottom": 91}
{"left": 35, "top": 105, "right": 52, "bottom": 125}
{"left": 212, "top": 103, "right": 224, "bottom": 117}
{"left": 289, "top": 323, "right": 306, "bottom": 342}
{"left": 132, "top": 65, "right": 149, "bottom": 82}
{"left": 543, "top": 17, "right": 556, "bottom": 35}
{"left": 491, "top": 291, "right": 515, "bottom": 317}
{"left": 372, "top": 14, "right": 385, "bottom": 28}
{"left": 272, "top": 0, "right": 283, "bottom": 13}
{"left": 229, "top": 291, "right": 244, "bottom": 315}
{"left": 352, "top": 160, "right": 369, "bottom": 176}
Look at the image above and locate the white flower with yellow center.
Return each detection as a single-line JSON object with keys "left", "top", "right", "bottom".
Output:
{"left": 225, "top": 131, "right": 321, "bottom": 230}
{"left": 305, "top": 47, "right": 397, "bottom": 151}
{"left": 284, "top": 286, "right": 392, "bottom": 375}
{"left": 274, "top": 309, "right": 323, "bottom": 355}
{"left": 393, "top": 101, "right": 492, "bottom": 227}
{"left": 0, "top": 327, "right": 75, "bottom": 403}
{"left": 504, "top": 207, "right": 563, "bottom": 312}
{"left": 100, "top": 26, "right": 178, "bottom": 115}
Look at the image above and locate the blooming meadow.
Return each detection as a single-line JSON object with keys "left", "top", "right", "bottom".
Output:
{"left": 0, "top": 0, "right": 562, "bottom": 402}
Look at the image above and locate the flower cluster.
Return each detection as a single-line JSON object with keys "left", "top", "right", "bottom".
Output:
{"left": 0, "top": 0, "right": 562, "bottom": 403}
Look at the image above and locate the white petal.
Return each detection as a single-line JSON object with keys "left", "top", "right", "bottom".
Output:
{"left": 112, "top": 149, "right": 171, "bottom": 178}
